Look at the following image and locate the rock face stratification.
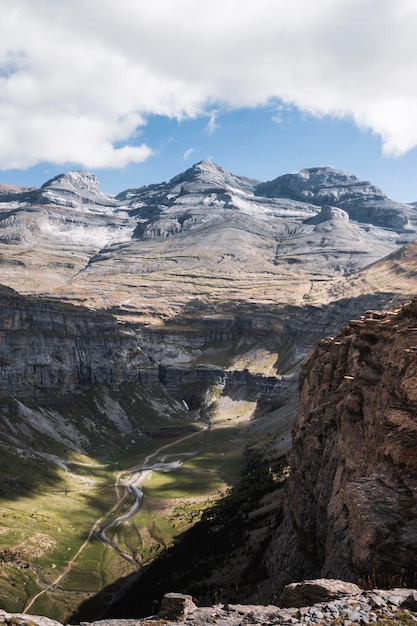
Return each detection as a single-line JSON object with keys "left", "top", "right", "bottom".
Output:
{"left": 256, "top": 166, "right": 413, "bottom": 230}
{"left": 0, "top": 161, "right": 415, "bottom": 316}
{"left": 267, "top": 298, "right": 417, "bottom": 592}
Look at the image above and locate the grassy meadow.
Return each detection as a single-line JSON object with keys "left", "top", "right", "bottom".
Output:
{"left": 0, "top": 403, "right": 251, "bottom": 623}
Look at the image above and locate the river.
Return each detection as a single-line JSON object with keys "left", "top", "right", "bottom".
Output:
{"left": 95, "top": 420, "right": 210, "bottom": 568}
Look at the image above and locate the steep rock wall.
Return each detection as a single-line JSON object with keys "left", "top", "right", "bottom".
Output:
{"left": 267, "top": 298, "right": 417, "bottom": 592}
{"left": 0, "top": 286, "right": 152, "bottom": 396}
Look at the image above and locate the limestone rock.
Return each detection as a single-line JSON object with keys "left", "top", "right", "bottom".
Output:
{"left": 158, "top": 592, "right": 197, "bottom": 620}
{"left": 256, "top": 166, "right": 412, "bottom": 230}
{"left": 0, "top": 286, "right": 151, "bottom": 396}
{"left": 0, "top": 609, "right": 62, "bottom": 626}
{"left": 34, "top": 170, "right": 117, "bottom": 208}
{"left": 266, "top": 299, "right": 417, "bottom": 593}
{"left": 279, "top": 578, "right": 362, "bottom": 607}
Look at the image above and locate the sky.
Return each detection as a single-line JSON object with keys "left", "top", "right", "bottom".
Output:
{"left": 1, "top": 0, "right": 417, "bottom": 202}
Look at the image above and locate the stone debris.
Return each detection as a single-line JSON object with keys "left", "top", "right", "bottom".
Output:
{"left": 4, "top": 584, "right": 417, "bottom": 626}
{"left": 155, "top": 588, "right": 417, "bottom": 625}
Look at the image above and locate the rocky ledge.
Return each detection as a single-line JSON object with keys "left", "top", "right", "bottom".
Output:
{"left": 3, "top": 581, "right": 417, "bottom": 626}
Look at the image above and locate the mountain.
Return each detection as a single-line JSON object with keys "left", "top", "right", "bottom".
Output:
{"left": 0, "top": 162, "right": 415, "bottom": 320}
{"left": 256, "top": 166, "right": 415, "bottom": 230}
{"left": 1, "top": 162, "right": 417, "bottom": 621}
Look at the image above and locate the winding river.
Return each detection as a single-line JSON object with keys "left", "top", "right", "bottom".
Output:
{"left": 95, "top": 420, "right": 210, "bottom": 568}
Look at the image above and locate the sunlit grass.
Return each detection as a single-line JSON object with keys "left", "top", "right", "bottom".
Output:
{"left": 0, "top": 377, "right": 265, "bottom": 623}
{"left": 143, "top": 468, "right": 224, "bottom": 500}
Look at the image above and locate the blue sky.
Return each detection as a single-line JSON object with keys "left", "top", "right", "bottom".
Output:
{"left": 3, "top": 106, "right": 417, "bottom": 203}
{"left": 1, "top": 0, "right": 417, "bottom": 202}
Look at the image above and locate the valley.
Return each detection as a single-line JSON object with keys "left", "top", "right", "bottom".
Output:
{"left": 0, "top": 394, "right": 233, "bottom": 620}
{"left": 0, "top": 161, "right": 416, "bottom": 622}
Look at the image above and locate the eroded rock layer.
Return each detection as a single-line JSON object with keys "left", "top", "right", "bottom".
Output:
{"left": 267, "top": 298, "right": 417, "bottom": 592}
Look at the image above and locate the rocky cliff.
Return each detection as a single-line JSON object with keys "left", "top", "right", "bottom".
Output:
{"left": 266, "top": 298, "right": 417, "bottom": 593}
{"left": 2, "top": 161, "right": 417, "bottom": 621}
{"left": 0, "top": 285, "right": 150, "bottom": 395}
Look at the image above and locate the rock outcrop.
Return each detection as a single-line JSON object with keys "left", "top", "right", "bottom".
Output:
{"left": 0, "top": 285, "right": 150, "bottom": 396}
{"left": 267, "top": 298, "right": 417, "bottom": 592}
{"left": 27, "top": 171, "right": 118, "bottom": 209}
{"left": 256, "top": 166, "right": 413, "bottom": 230}
{"left": 279, "top": 579, "right": 362, "bottom": 608}
{"left": 3, "top": 585, "right": 417, "bottom": 626}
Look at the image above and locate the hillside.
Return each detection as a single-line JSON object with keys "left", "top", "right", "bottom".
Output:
{"left": 1, "top": 162, "right": 417, "bottom": 621}
{"left": 0, "top": 161, "right": 415, "bottom": 319}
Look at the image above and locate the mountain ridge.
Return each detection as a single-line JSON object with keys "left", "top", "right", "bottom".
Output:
{"left": 1, "top": 161, "right": 417, "bottom": 621}
{"left": 0, "top": 161, "right": 415, "bottom": 320}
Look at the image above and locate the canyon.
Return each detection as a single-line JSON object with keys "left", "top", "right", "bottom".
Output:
{"left": 0, "top": 162, "right": 416, "bottom": 622}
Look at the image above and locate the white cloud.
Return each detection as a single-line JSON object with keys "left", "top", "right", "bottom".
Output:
{"left": 183, "top": 148, "right": 196, "bottom": 161}
{"left": 271, "top": 104, "right": 289, "bottom": 125}
{"left": 0, "top": 0, "right": 417, "bottom": 169}
{"left": 205, "top": 111, "right": 219, "bottom": 136}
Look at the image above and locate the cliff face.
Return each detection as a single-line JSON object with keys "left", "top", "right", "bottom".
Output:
{"left": 267, "top": 299, "right": 417, "bottom": 592}
{"left": 0, "top": 285, "right": 151, "bottom": 396}
{"left": 0, "top": 284, "right": 306, "bottom": 467}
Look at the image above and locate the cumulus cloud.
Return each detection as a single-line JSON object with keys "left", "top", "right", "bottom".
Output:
{"left": 0, "top": 0, "right": 416, "bottom": 169}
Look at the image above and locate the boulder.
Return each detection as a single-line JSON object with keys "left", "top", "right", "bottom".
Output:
{"left": 401, "top": 591, "right": 417, "bottom": 612}
{"left": 158, "top": 592, "right": 197, "bottom": 620}
{"left": 279, "top": 578, "right": 362, "bottom": 608}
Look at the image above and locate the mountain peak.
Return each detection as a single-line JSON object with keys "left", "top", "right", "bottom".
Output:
{"left": 169, "top": 160, "right": 228, "bottom": 185}
{"left": 192, "top": 159, "right": 225, "bottom": 174}
{"left": 35, "top": 170, "right": 116, "bottom": 209}
{"left": 167, "top": 161, "right": 259, "bottom": 195}
{"left": 41, "top": 170, "right": 101, "bottom": 194}
{"left": 298, "top": 166, "right": 359, "bottom": 182}
{"left": 256, "top": 166, "right": 373, "bottom": 199}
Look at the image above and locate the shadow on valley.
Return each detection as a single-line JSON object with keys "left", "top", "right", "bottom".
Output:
{"left": 0, "top": 287, "right": 407, "bottom": 620}
{"left": 0, "top": 439, "right": 63, "bottom": 503}
{"left": 70, "top": 449, "right": 290, "bottom": 623}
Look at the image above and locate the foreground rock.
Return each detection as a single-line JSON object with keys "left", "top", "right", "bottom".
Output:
{"left": 279, "top": 579, "right": 362, "bottom": 608}
{"left": 158, "top": 593, "right": 197, "bottom": 620}
{"left": 4, "top": 584, "right": 417, "bottom": 625}
{"left": 266, "top": 298, "right": 417, "bottom": 592}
